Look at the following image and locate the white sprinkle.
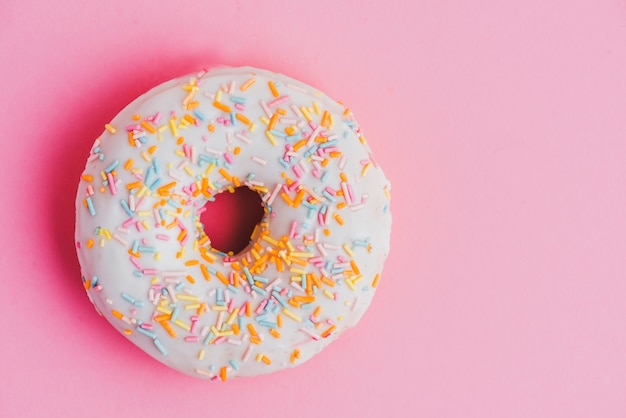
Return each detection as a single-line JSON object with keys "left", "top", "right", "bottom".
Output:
{"left": 235, "top": 133, "right": 251, "bottom": 144}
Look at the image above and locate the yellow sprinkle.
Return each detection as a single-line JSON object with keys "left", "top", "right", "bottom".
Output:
{"left": 198, "top": 349, "right": 205, "bottom": 360}
{"left": 104, "top": 124, "right": 117, "bottom": 134}
{"left": 282, "top": 308, "right": 302, "bottom": 322}
{"left": 176, "top": 294, "right": 200, "bottom": 302}
{"left": 312, "top": 101, "right": 321, "bottom": 115}
{"left": 265, "top": 130, "right": 277, "bottom": 145}
{"left": 343, "top": 244, "right": 355, "bottom": 258}
{"left": 169, "top": 118, "right": 178, "bottom": 137}
{"left": 173, "top": 319, "right": 191, "bottom": 331}
{"left": 323, "top": 290, "right": 335, "bottom": 300}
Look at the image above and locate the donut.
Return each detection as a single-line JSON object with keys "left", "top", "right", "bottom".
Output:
{"left": 75, "top": 66, "right": 391, "bottom": 380}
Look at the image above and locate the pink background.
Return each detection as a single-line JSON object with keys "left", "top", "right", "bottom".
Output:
{"left": 2, "top": 1, "right": 626, "bottom": 416}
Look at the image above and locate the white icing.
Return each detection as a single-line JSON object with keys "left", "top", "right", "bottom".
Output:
{"left": 75, "top": 66, "right": 391, "bottom": 380}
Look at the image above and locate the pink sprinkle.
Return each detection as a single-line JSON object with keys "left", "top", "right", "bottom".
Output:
{"left": 125, "top": 124, "right": 141, "bottom": 132}
{"left": 142, "top": 268, "right": 158, "bottom": 275}
{"left": 213, "top": 336, "right": 226, "bottom": 345}
{"left": 122, "top": 218, "right": 135, "bottom": 228}
{"left": 130, "top": 257, "right": 143, "bottom": 270}
{"left": 107, "top": 173, "right": 117, "bottom": 195}
{"left": 224, "top": 153, "right": 234, "bottom": 164}
{"left": 234, "top": 103, "right": 245, "bottom": 111}
{"left": 268, "top": 95, "right": 290, "bottom": 108}
{"left": 289, "top": 221, "right": 298, "bottom": 238}
{"left": 156, "top": 234, "right": 169, "bottom": 241}
{"left": 292, "top": 165, "right": 303, "bottom": 178}
{"left": 185, "top": 336, "right": 200, "bottom": 342}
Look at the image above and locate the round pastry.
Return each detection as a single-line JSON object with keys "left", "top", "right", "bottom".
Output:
{"left": 75, "top": 66, "right": 391, "bottom": 380}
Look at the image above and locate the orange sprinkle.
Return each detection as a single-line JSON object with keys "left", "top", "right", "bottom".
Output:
{"left": 268, "top": 113, "right": 279, "bottom": 130}
{"left": 183, "top": 114, "right": 196, "bottom": 124}
{"left": 321, "top": 325, "right": 336, "bottom": 338}
{"left": 313, "top": 306, "right": 322, "bottom": 317}
{"left": 270, "top": 329, "right": 281, "bottom": 338}
{"left": 81, "top": 174, "right": 93, "bottom": 182}
{"left": 372, "top": 273, "right": 380, "bottom": 288}
{"left": 220, "top": 367, "right": 227, "bottom": 381}
{"left": 247, "top": 323, "right": 258, "bottom": 337}
{"left": 160, "top": 320, "right": 177, "bottom": 338}
{"left": 141, "top": 120, "right": 156, "bottom": 134}
{"left": 111, "top": 310, "right": 124, "bottom": 320}
{"left": 334, "top": 213, "right": 344, "bottom": 226}
{"left": 233, "top": 146, "right": 241, "bottom": 155}
{"left": 240, "top": 77, "right": 256, "bottom": 91}
{"left": 176, "top": 136, "right": 185, "bottom": 145}
{"left": 213, "top": 101, "right": 231, "bottom": 112}
{"left": 86, "top": 238, "right": 94, "bottom": 249}
{"left": 132, "top": 114, "right": 141, "bottom": 121}
{"left": 218, "top": 168, "right": 232, "bottom": 181}
{"left": 350, "top": 260, "right": 360, "bottom": 275}
{"left": 268, "top": 81, "right": 279, "bottom": 97}
{"left": 290, "top": 349, "right": 301, "bottom": 364}
{"left": 185, "top": 275, "right": 195, "bottom": 284}
{"left": 185, "top": 260, "right": 199, "bottom": 266}
{"left": 124, "top": 159, "right": 134, "bottom": 170}
{"left": 236, "top": 113, "right": 250, "bottom": 125}
{"left": 216, "top": 271, "right": 229, "bottom": 285}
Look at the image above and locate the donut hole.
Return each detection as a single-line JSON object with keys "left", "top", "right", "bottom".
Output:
{"left": 199, "top": 187, "right": 265, "bottom": 255}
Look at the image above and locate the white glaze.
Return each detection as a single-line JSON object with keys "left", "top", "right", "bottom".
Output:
{"left": 75, "top": 66, "right": 391, "bottom": 380}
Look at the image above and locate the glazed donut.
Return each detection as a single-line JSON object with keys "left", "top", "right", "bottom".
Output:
{"left": 75, "top": 66, "right": 391, "bottom": 380}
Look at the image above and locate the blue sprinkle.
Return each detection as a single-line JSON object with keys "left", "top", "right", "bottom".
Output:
{"left": 121, "top": 292, "right": 136, "bottom": 304}
{"left": 133, "top": 271, "right": 142, "bottom": 277}
{"left": 269, "top": 129, "right": 286, "bottom": 138}
{"left": 320, "top": 171, "right": 329, "bottom": 182}
{"left": 243, "top": 267, "right": 254, "bottom": 285}
{"left": 229, "top": 360, "right": 239, "bottom": 371}
{"left": 253, "top": 276, "right": 269, "bottom": 284}
{"left": 203, "top": 332, "right": 214, "bottom": 346}
{"left": 278, "top": 158, "right": 289, "bottom": 169}
{"left": 152, "top": 158, "right": 159, "bottom": 175}
{"left": 86, "top": 197, "right": 96, "bottom": 216}
{"left": 286, "top": 134, "right": 302, "bottom": 142}
{"left": 251, "top": 285, "right": 267, "bottom": 296}
{"left": 230, "top": 111, "right": 236, "bottom": 126}
{"left": 137, "top": 245, "right": 156, "bottom": 253}
{"left": 193, "top": 110, "right": 206, "bottom": 121}
{"left": 322, "top": 190, "right": 336, "bottom": 203}
{"left": 230, "top": 96, "right": 247, "bottom": 104}
{"left": 171, "top": 307, "right": 180, "bottom": 322}
{"left": 149, "top": 177, "right": 162, "bottom": 191}
{"left": 133, "top": 300, "right": 145, "bottom": 308}
{"left": 98, "top": 154, "right": 105, "bottom": 161}
{"left": 120, "top": 200, "right": 133, "bottom": 216}
{"left": 153, "top": 338, "right": 167, "bottom": 356}
{"left": 272, "top": 292, "right": 288, "bottom": 307}
{"left": 227, "top": 285, "right": 239, "bottom": 293}
{"left": 258, "top": 320, "right": 278, "bottom": 329}
{"left": 136, "top": 326, "right": 156, "bottom": 339}
{"left": 319, "top": 139, "right": 338, "bottom": 148}
{"left": 104, "top": 160, "right": 120, "bottom": 173}
{"left": 144, "top": 166, "right": 154, "bottom": 186}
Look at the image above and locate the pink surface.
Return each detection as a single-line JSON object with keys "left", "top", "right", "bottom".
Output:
{"left": 2, "top": 1, "right": 626, "bottom": 416}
